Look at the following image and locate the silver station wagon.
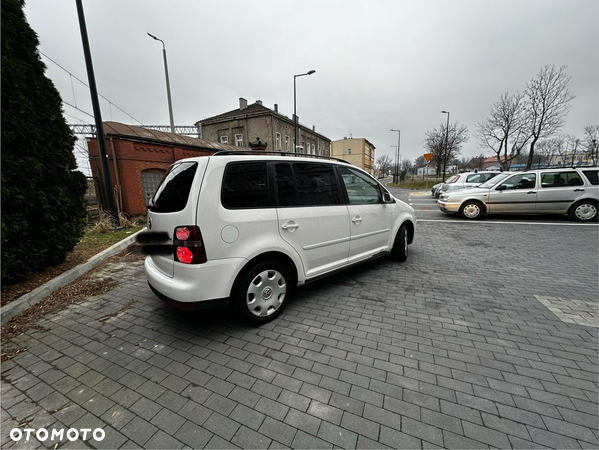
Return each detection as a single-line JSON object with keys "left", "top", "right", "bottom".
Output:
{"left": 438, "top": 167, "right": 599, "bottom": 221}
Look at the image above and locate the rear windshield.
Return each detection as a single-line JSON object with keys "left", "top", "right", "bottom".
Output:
{"left": 151, "top": 162, "right": 198, "bottom": 213}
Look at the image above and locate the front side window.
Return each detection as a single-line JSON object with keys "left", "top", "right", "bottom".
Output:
{"left": 220, "top": 135, "right": 229, "bottom": 144}
{"left": 498, "top": 173, "right": 537, "bottom": 190}
{"left": 339, "top": 166, "right": 381, "bottom": 204}
{"left": 275, "top": 163, "right": 341, "bottom": 206}
{"left": 152, "top": 162, "right": 197, "bottom": 213}
{"left": 235, "top": 134, "right": 243, "bottom": 147}
{"left": 582, "top": 170, "right": 599, "bottom": 185}
{"left": 222, "top": 162, "right": 268, "bottom": 208}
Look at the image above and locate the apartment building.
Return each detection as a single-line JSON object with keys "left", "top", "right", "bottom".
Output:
{"left": 331, "top": 137, "right": 376, "bottom": 175}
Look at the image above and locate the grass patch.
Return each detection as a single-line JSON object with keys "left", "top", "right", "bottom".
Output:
{"left": 80, "top": 225, "right": 143, "bottom": 246}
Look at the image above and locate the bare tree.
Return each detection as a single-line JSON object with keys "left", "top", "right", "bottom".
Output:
{"left": 524, "top": 65, "right": 575, "bottom": 169}
{"left": 424, "top": 121, "right": 468, "bottom": 180}
{"left": 477, "top": 92, "right": 530, "bottom": 170}
{"left": 582, "top": 125, "right": 599, "bottom": 164}
{"left": 376, "top": 154, "right": 392, "bottom": 175}
{"left": 536, "top": 136, "right": 565, "bottom": 167}
{"left": 414, "top": 155, "right": 426, "bottom": 169}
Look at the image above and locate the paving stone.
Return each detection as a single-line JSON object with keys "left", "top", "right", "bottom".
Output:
{"left": 284, "top": 409, "right": 321, "bottom": 436}
{"left": 148, "top": 407, "right": 186, "bottom": 435}
{"left": 462, "top": 421, "right": 510, "bottom": 448}
{"left": 120, "top": 416, "right": 159, "bottom": 446}
{"left": 317, "top": 421, "right": 357, "bottom": 449}
{"left": 174, "top": 420, "right": 213, "bottom": 448}
{"left": 402, "top": 417, "right": 443, "bottom": 446}
{"left": 144, "top": 429, "right": 185, "bottom": 449}
{"left": 229, "top": 403, "right": 266, "bottom": 431}
{"left": 379, "top": 426, "right": 421, "bottom": 449}
{"left": 527, "top": 426, "right": 584, "bottom": 449}
{"left": 258, "top": 417, "right": 297, "bottom": 446}
{"left": 340, "top": 412, "right": 380, "bottom": 440}
{"left": 254, "top": 397, "right": 289, "bottom": 421}
{"left": 291, "top": 430, "right": 333, "bottom": 450}
{"left": 232, "top": 426, "right": 272, "bottom": 449}
{"left": 443, "top": 431, "right": 489, "bottom": 449}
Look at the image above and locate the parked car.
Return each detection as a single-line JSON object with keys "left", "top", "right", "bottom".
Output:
{"left": 438, "top": 168, "right": 598, "bottom": 221}
{"left": 440, "top": 171, "right": 501, "bottom": 193}
{"left": 143, "top": 153, "right": 416, "bottom": 323}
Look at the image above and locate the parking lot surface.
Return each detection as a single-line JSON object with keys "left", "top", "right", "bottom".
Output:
{"left": 2, "top": 194, "right": 598, "bottom": 449}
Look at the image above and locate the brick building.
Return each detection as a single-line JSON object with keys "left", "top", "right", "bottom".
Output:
{"left": 88, "top": 121, "right": 246, "bottom": 219}
{"left": 198, "top": 98, "right": 331, "bottom": 156}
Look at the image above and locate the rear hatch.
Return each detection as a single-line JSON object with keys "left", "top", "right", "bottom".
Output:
{"left": 146, "top": 158, "right": 208, "bottom": 277}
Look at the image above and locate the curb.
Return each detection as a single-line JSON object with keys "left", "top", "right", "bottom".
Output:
{"left": 1, "top": 228, "right": 147, "bottom": 326}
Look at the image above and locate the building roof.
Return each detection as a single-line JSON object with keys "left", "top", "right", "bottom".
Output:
{"left": 198, "top": 102, "right": 331, "bottom": 142}
{"left": 102, "top": 121, "right": 248, "bottom": 152}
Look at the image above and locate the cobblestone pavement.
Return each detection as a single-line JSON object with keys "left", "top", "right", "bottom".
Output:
{"left": 1, "top": 221, "right": 598, "bottom": 449}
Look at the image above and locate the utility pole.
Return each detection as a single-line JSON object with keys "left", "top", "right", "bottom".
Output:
{"left": 76, "top": 0, "right": 119, "bottom": 225}
{"left": 441, "top": 111, "right": 450, "bottom": 182}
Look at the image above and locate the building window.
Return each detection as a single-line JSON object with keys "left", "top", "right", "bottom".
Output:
{"left": 276, "top": 133, "right": 281, "bottom": 150}
{"left": 312, "top": 144, "right": 316, "bottom": 155}
{"left": 220, "top": 135, "right": 229, "bottom": 144}
{"left": 347, "top": 148, "right": 352, "bottom": 154}
{"left": 141, "top": 170, "right": 166, "bottom": 207}
{"left": 285, "top": 135, "right": 289, "bottom": 151}
{"left": 235, "top": 134, "right": 243, "bottom": 147}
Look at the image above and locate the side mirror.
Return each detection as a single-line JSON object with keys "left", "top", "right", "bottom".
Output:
{"left": 382, "top": 192, "right": 395, "bottom": 203}
{"left": 495, "top": 185, "right": 506, "bottom": 191}
{"left": 147, "top": 197, "right": 156, "bottom": 210}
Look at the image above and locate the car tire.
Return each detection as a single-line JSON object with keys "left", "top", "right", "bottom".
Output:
{"left": 460, "top": 200, "right": 484, "bottom": 220}
{"left": 233, "top": 261, "right": 293, "bottom": 324}
{"left": 391, "top": 224, "right": 409, "bottom": 262}
{"left": 568, "top": 200, "right": 598, "bottom": 222}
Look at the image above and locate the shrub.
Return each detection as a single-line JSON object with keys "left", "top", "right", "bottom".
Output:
{"left": 1, "top": 0, "right": 87, "bottom": 284}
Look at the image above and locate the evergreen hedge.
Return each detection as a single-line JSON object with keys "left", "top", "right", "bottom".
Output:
{"left": 1, "top": 0, "right": 87, "bottom": 285}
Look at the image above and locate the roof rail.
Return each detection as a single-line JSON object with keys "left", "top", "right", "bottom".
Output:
{"left": 211, "top": 150, "right": 352, "bottom": 164}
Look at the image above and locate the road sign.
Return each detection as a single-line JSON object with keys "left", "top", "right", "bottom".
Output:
{"left": 423, "top": 153, "right": 433, "bottom": 162}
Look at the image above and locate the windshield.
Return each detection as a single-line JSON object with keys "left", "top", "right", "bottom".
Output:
{"left": 477, "top": 172, "right": 512, "bottom": 188}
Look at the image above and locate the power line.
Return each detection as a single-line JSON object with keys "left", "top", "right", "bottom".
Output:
{"left": 62, "top": 99, "right": 94, "bottom": 118}
{"left": 39, "top": 50, "right": 143, "bottom": 124}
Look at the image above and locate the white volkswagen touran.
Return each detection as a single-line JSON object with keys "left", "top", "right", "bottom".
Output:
{"left": 143, "top": 153, "right": 416, "bottom": 323}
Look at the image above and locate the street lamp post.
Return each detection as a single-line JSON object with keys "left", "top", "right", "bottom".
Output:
{"left": 148, "top": 33, "right": 175, "bottom": 133}
{"left": 441, "top": 111, "right": 450, "bottom": 182}
{"left": 389, "top": 145, "right": 397, "bottom": 178}
{"left": 390, "top": 129, "right": 401, "bottom": 184}
{"left": 293, "top": 70, "right": 315, "bottom": 153}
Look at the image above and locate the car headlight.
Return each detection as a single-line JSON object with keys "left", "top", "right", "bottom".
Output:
{"left": 439, "top": 195, "right": 449, "bottom": 201}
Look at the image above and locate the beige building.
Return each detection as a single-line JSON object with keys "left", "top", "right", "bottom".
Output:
{"left": 331, "top": 138, "right": 376, "bottom": 175}
{"left": 197, "top": 98, "right": 331, "bottom": 156}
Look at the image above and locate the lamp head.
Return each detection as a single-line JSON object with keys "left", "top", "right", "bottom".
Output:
{"left": 307, "top": 70, "right": 316, "bottom": 75}
{"left": 147, "top": 33, "right": 158, "bottom": 40}
{"left": 441, "top": 110, "right": 449, "bottom": 114}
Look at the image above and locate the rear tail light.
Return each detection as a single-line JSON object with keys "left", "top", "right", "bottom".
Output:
{"left": 173, "top": 226, "right": 207, "bottom": 264}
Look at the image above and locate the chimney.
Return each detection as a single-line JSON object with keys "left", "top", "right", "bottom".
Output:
{"left": 274, "top": 104, "right": 278, "bottom": 113}
{"left": 312, "top": 125, "right": 315, "bottom": 131}
{"left": 239, "top": 97, "right": 247, "bottom": 110}
{"left": 256, "top": 100, "right": 263, "bottom": 105}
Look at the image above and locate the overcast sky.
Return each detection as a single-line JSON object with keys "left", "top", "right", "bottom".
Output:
{"left": 24, "top": 0, "right": 598, "bottom": 173}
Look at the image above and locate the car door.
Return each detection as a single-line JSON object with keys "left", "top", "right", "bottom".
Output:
{"left": 338, "top": 166, "right": 393, "bottom": 263}
{"left": 275, "top": 162, "right": 350, "bottom": 278}
{"left": 487, "top": 173, "right": 538, "bottom": 213}
{"left": 536, "top": 171, "right": 586, "bottom": 213}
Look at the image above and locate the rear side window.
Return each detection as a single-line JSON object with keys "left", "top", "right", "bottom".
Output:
{"left": 541, "top": 172, "right": 584, "bottom": 188}
{"left": 222, "top": 162, "right": 269, "bottom": 208}
{"left": 275, "top": 163, "right": 341, "bottom": 206}
{"left": 582, "top": 170, "right": 599, "bottom": 185}
{"left": 466, "top": 174, "right": 482, "bottom": 183}
{"left": 152, "top": 162, "right": 197, "bottom": 213}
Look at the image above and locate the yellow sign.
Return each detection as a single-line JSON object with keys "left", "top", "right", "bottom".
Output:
{"left": 423, "top": 153, "right": 433, "bottom": 162}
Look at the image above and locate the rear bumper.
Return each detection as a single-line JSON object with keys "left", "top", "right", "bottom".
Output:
{"left": 145, "top": 255, "right": 246, "bottom": 303}
{"left": 148, "top": 282, "right": 229, "bottom": 310}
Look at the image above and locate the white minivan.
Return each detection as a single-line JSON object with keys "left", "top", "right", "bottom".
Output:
{"left": 143, "top": 153, "right": 416, "bottom": 323}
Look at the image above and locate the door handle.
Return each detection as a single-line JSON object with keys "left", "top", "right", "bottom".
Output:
{"left": 351, "top": 216, "right": 362, "bottom": 224}
{"left": 281, "top": 222, "right": 299, "bottom": 230}
{"left": 527, "top": 191, "right": 537, "bottom": 194}
{"left": 573, "top": 189, "right": 585, "bottom": 192}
